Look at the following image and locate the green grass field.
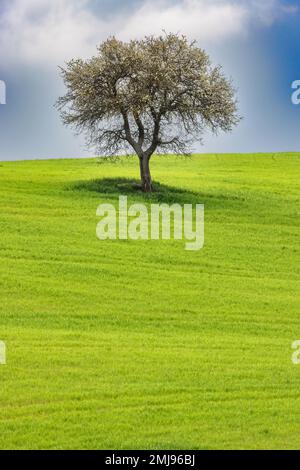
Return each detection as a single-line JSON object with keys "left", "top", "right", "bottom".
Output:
{"left": 0, "top": 153, "right": 299, "bottom": 450}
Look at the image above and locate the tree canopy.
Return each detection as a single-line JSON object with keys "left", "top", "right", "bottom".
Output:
{"left": 57, "top": 33, "right": 240, "bottom": 192}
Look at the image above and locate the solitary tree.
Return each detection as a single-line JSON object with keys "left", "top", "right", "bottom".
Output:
{"left": 57, "top": 33, "right": 240, "bottom": 192}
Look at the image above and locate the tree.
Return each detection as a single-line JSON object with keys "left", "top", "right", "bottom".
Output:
{"left": 57, "top": 33, "right": 240, "bottom": 192}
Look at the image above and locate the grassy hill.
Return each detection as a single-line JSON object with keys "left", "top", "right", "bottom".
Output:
{"left": 0, "top": 153, "right": 299, "bottom": 450}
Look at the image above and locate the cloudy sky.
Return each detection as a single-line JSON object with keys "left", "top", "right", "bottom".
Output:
{"left": 0, "top": 0, "right": 299, "bottom": 160}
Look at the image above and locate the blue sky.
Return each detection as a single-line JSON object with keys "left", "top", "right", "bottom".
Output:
{"left": 0, "top": 0, "right": 299, "bottom": 161}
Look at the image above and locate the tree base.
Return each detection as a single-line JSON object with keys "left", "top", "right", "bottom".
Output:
{"left": 139, "top": 155, "right": 153, "bottom": 193}
{"left": 141, "top": 181, "right": 153, "bottom": 193}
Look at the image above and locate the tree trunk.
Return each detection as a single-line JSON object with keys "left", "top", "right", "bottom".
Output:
{"left": 139, "top": 155, "right": 153, "bottom": 193}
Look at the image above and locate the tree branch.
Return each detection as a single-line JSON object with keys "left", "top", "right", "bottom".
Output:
{"left": 145, "top": 115, "right": 161, "bottom": 159}
{"left": 121, "top": 110, "right": 140, "bottom": 155}
{"left": 133, "top": 112, "right": 145, "bottom": 149}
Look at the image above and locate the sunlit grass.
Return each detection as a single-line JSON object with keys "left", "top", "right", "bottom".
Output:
{"left": 0, "top": 153, "right": 299, "bottom": 449}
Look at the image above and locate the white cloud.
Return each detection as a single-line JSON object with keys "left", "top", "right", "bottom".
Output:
{"left": 246, "top": 0, "right": 298, "bottom": 25}
{"left": 0, "top": 0, "right": 103, "bottom": 64}
{"left": 0, "top": 0, "right": 297, "bottom": 66}
{"left": 118, "top": 0, "right": 248, "bottom": 42}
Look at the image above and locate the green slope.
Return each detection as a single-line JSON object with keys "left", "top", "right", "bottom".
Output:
{"left": 0, "top": 153, "right": 299, "bottom": 450}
